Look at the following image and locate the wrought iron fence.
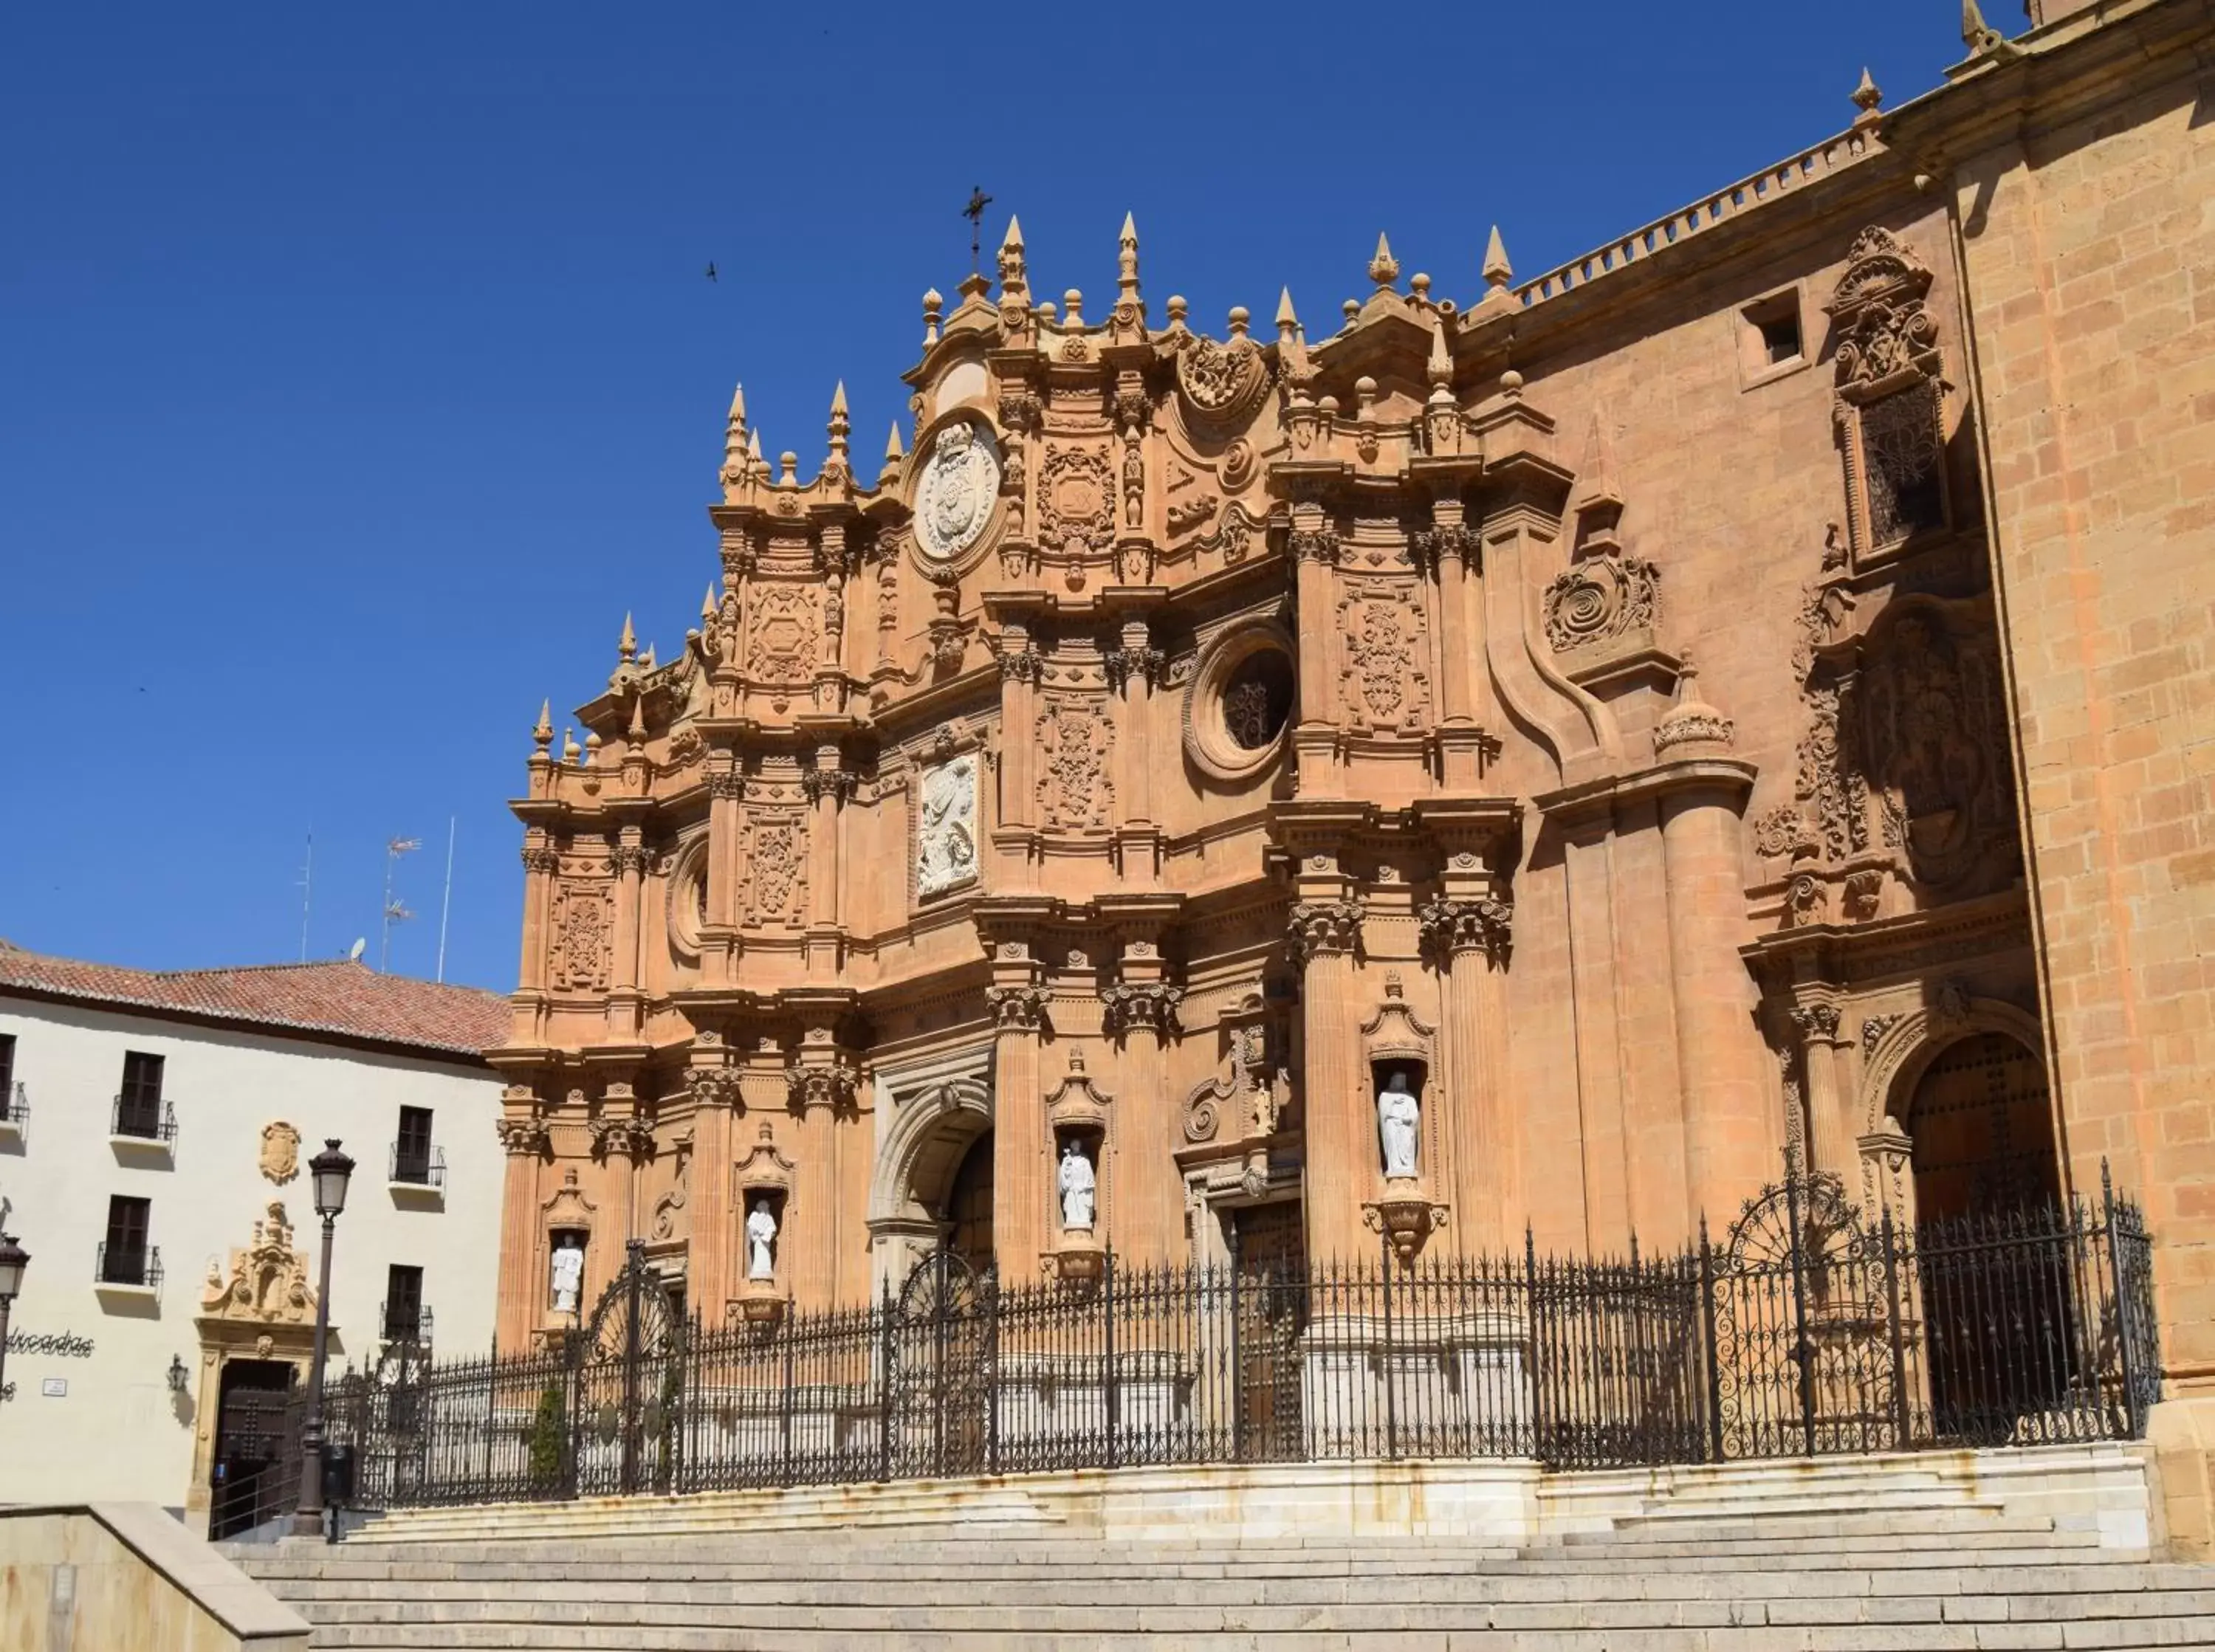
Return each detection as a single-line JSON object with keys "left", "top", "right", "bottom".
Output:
{"left": 316, "top": 1172, "right": 2160, "bottom": 1513}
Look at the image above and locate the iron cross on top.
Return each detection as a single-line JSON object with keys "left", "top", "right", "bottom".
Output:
{"left": 964, "top": 186, "right": 993, "bottom": 272}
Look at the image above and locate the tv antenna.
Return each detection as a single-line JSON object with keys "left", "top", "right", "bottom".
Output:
{"left": 963, "top": 186, "right": 993, "bottom": 275}
{"left": 296, "top": 831, "right": 314, "bottom": 963}
{"left": 347, "top": 937, "right": 366, "bottom": 963}
{"left": 380, "top": 836, "right": 422, "bottom": 972}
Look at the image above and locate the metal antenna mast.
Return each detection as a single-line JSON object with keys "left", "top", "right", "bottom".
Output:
{"left": 297, "top": 833, "right": 314, "bottom": 963}
{"left": 380, "top": 836, "right": 421, "bottom": 973}
{"left": 435, "top": 817, "right": 456, "bottom": 984}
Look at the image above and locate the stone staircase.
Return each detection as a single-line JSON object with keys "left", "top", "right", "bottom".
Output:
{"left": 236, "top": 1498, "right": 2215, "bottom": 1651}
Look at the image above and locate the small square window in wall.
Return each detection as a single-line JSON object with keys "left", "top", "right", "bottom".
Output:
{"left": 1738, "top": 289, "right": 1806, "bottom": 388}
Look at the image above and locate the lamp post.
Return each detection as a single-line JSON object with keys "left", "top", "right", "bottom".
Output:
{"left": 0, "top": 1232, "right": 28, "bottom": 1405}
{"left": 292, "top": 1140, "right": 353, "bottom": 1537}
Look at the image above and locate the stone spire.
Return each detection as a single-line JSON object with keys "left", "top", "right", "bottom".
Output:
{"left": 1116, "top": 212, "right": 1142, "bottom": 314}
{"left": 827, "top": 382, "right": 851, "bottom": 475}
{"left": 1852, "top": 66, "right": 1883, "bottom": 123}
{"left": 997, "top": 216, "right": 1029, "bottom": 307}
{"left": 617, "top": 613, "right": 636, "bottom": 665}
{"left": 922, "top": 287, "right": 942, "bottom": 346}
{"left": 746, "top": 428, "right": 765, "bottom": 481}
{"left": 1483, "top": 226, "right": 1513, "bottom": 292}
{"left": 880, "top": 421, "right": 905, "bottom": 486}
{"left": 722, "top": 382, "right": 748, "bottom": 481}
{"left": 701, "top": 585, "right": 717, "bottom": 624}
{"left": 532, "top": 699, "right": 553, "bottom": 752}
{"left": 1368, "top": 233, "right": 1401, "bottom": 294}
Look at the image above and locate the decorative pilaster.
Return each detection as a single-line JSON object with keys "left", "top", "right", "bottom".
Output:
{"left": 988, "top": 948, "right": 1051, "bottom": 1273}
{"left": 1418, "top": 888, "right": 1514, "bottom": 1253}
{"left": 1104, "top": 943, "right": 1181, "bottom": 1259}
{"left": 1288, "top": 887, "right": 1366, "bottom": 1260}
{"left": 492, "top": 1092, "right": 549, "bottom": 1352}
{"left": 1790, "top": 999, "right": 1855, "bottom": 1182}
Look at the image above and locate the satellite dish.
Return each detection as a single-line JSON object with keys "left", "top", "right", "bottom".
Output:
{"left": 347, "top": 937, "right": 366, "bottom": 962}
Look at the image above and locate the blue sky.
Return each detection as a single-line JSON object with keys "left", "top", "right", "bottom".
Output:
{"left": 0, "top": 0, "right": 1985, "bottom": 992}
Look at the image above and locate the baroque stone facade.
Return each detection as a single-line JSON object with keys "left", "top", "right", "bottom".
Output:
{"left": 490, "top": 2, "right": 2215, "bottom": 1546}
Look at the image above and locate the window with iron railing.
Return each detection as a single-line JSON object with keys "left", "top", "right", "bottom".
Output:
{"left": 97, "top": 1196, "right": 160, "bottom": 1289}
{"left": 391, "top": 1106, "right": 442, "bottom": 1188}
{"left": 1, "top": 1082, "right": 24, "bottom": 1140}
{"left": 113, "top": 1052, "right": 175, "bottom": 1143}
{"left": 382, "top": 1264, "right": 429, "bottom": 1344}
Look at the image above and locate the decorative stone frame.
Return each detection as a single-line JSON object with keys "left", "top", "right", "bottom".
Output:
{"left": 1182, "top": 618, "right": 1297, "bottom": 785}
{"left": 1824, "top": 226, "right": 1953, "bottom": 571}
{"left": 901, "top": 721, "right": 991, "bottom": 915}
{"left": 1357, "top": 973, "right": 1440, "bottom": 1187}
{"left": 662, "top": 827, "right": 710, "bottom": 963}
{"left": 731, "top": 1126, "right": 797, "bottom": 1319}
{"left": 1042, "top": 1051, "right": 1113, "bottom": 1276}
{"left": 865, "top": 1045, "right": 993, "bottom": 1292}
{"left": 902, "top": 409, "right": 1007, "bottom": 583}
{"left": 1855, "top": 994, "right": 2047, "bottom": 1225}
{"left": 536, "top": 1169, "right": 599, "bottom": 1340}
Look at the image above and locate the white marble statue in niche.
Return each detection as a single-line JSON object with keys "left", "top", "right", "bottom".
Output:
{"left": 745, "top": 1198, "right": 778, "bottom": 1281}
{"left": 549, "top": 1233, "right": 585, "bottom": 1314}
{"left": 1376, "top": 1073, "right": 1421, "bottom": 1180}
{"left": 913, "top": 421, "right": 1001, "bottom": 563}
{"left": 916, "top": 753, "right": 980, "bottom": 898}
{"left": 1058, "top": 1140, "right": 1096, "bottom": 1231}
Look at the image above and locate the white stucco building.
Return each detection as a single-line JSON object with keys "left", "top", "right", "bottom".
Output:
{"left": 0, "top": 942, "right": 507, "bottom": 1531}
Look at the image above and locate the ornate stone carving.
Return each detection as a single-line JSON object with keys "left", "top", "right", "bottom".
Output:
{"left": 1289, "top": 526, "right": 1342, "bottom": 565}
{"left": 258, "top": 1121, "right": 301, "bottom": 1185}
{"left": 1795, "top": 685, "right": 1869, "bottom": 866}
{"left": 1843, "top": 867, "right": 1885, "bottom": 921}
{"left": 495, "top": 1116, "right": 549, "bottom": 1157}
{"left": 549, "top": 882, "right": 613, "bottom": 990}
{"left": 1416, "top": 895, "right": 1514, "bottom": 969}
{"left": 1339, "top": 582, "right": 1429, "bottom": 729}
{"left": 1101, "top": 982, "right": 1184, "bottom": 1038}
{"left": 745, "top": 816, "right": 807, "bottom": 925}
{"left": 1542, "top": 554, "right": 1660, "bottom": 653}
{"left": 745, "top": 584, "right": 820, "bottom": 684}
{"left": 1785, "top": 870, "right": 1830, "bottom": 928}
{"left": 520, "top": 845, "right": 560, "bottom": 874}
{"left": 1036, "top": 698, "right": 1113, "bottom": 831}
{"left": 985, "top": 983, "right": 1051, "bottom": 1030}
{"left": 1167, "top": 491, "right": 1219, "bottom": 536}
{"left": 684, "top": 1066, "right": 744, "bottom": 1109}
{"left": 997, "top": 646, "right": 1043, "bottom": 684}
{"left": 1827, "top": 227, "right": 1949, "bottom": 557}
{"left": 1287, "top": 899, "right": 1364, "bottom": 967}
{"left": 588, "top": 1116, "right": 655, "bottom": 1160}
{"left": 1790, "top": 1002, "right": 1843, "bottom": 1042}
{"left": 1410, "top": 523, "right": 1481, "bottom": 571}
{"left": 201, "top": 1202, "right": 316, "bottom": 1326}
{"left": 1652, "top": 709, "right": 1737, "bottom": 754}
{"left": 913, "top": 421, "right": 1001, "bottom": 563}
{"left": 1830, "top": 227, "right": 1941, "bottom": 393}
{"left": 1218, "top": 438, "right": 1257, "bottom": 492}
{"left": 1857, "top": 610, "right": 2018, "bottom": 891}
{"left": 1860, "top": 1013, "right": 1904, "bottom": 1055}
{"left": 1037, "top": 445, "right": 1116, "bottom": 556}
{"left": 785, "top": 1058, "right": 859, "bottom": 1115}
{"left": 1174, "top": 334, "right": 1270, "bottom": 427}
{"left": 916, "top": 754, "right": 981, "bottom": 899}
{"left": 1751, "top": 805, "right": 1807, "bottom": 861}
{"left": 799, "top": 767, "right": 858, "bottom": 806}
{"left": 1102, "top": 646, "right": 1164, "bottom": 693}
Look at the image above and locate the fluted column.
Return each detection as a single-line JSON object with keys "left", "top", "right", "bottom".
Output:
{"left": 1418, "top": 894, "right": 1512, "bottom": 1253}
{"left": 1658, "top": 771, "right": 1766, "bottom": 1217}
{"left": 1791, "top": 1000, "right": 1855, "bottom": 1183}
{"left": 1290, "top": 895, "right": 1366, "bottom": 1262}
{"left": 703, "top": 768, "right": 742, "bottom": 986}
{"left": 518, "top": 839, "right": 557, "bottom": 993}
{"left": 1288, "top": 512, "right": 1342, "bottom": 794}
{"left": 998, "top": 624, "right": 1039, "bottom": 831}
{"left": 492, "top": 1103, "right": 549, "bottom": 1352}
{"left": 1103, "top": 951, "right": 1181, "bottom": 1261}
{"left": 988, "top": 975, "right": 1051, "bottom": 1273}
{"left": 684, "top": 1061, "right": 741, "bottom": 1323}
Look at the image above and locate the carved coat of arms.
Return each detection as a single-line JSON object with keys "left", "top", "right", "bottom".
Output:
{"left": 259, "top": 1121, "right": 301, "bottom": 1185}
{"left": 913, "top": 422, "right": 1000, "bottom": 562}
{"left": 916, "top": 753, "right": 980, "bottom": 898}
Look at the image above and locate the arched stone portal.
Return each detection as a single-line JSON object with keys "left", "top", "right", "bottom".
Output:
{"left": 867, "top": 1047, "right": 993, "bottom": 1293}
{"left": 1903, "top": 1030, "right": 2060, "bottom": 1224}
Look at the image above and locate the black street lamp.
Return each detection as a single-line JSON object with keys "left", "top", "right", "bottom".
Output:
{"left": 0, "top": 1232, "right": 27, "bottom": 1405}
{"left": 292, "top": 1140, "right": 353, "bottom": 1537}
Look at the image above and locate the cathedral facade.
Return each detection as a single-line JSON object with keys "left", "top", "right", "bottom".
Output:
{"left": 485, "top": 0, "right": 2215, "bottom": 1535}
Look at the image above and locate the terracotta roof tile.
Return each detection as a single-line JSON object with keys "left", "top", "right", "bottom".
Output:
{"left": 0, "top": 940, "right": 509, "bottom": 1059}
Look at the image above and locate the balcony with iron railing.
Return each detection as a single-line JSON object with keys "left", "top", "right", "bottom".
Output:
{"left": 109, "top": 1095, "right": 177, "bottom": 1160}
{"left": 380, "top": 1298, "right": 434, "bottom": 1351}
{"left": 94, "top": 1242, "right": 163, "bottom": 1298}
{"left": 388, "top": 1141, "right": 445, "bottom": 1204}
{"left": 0, "top": 1082, "right": 24, "bottom": 1149}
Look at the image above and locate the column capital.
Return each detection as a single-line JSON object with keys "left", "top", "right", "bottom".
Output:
{"left": 1287, "top": 898, "right": 1364, "bottom": 968}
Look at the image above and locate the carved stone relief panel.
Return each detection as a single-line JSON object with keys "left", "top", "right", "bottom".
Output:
{"left": 1827, "top": 226, "right": 1951, "bottom": 563}
{"left": 549, "top": 881, "right": 614, "bottom": 990}
{"left": 916, "top": 752, "right": 981, "bottom": 899}
{"left": 1174, "top": 334, "right": 1271, "bottom": 430}
{"left": 744, "top": 815, "right": 808, "bottom": 926}
{"left": 746, "top": 584, "right": 821, "bottom": 684}
{"left": 1336, "top": 579, "right": 1430, "bottom": 731}
{"left": 1542, "top": 554, "right": 1661, "bottom": 653}
{"left": 1036, "top": 445, "right": 1116, "bottom": 557}
{"left": 1035, "top": 695, "right": 1114, "bottom": 831}
{"left": 913, "top": 419, "right": 1001, "bottom": 564}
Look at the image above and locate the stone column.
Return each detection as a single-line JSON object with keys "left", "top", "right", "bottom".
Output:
{"left": 1105, "top": 947, "right": 1181, "bottom": 1261}
{"left": 517, "top": 840, "right": 557, "bottom": 993}
{"left": 702, "top": 769, "right": 743, "bottom": 987}
{"left": 684, "top": 1064, "right": 740, "bottom": 1324}
{"left": 1288, "top": 511, "right": 1342, "bottom": 793}
{"left": 997, "top": 624, "right": 1038, "bottom": 832}
{"left": 1791, "top": 1000, "right": 1855, "bottom": 1183}
{"left": 1419, "top": 894, "right": 1512, "bottom": 1254}
{"left": 988, "top": 980, "right": 1051, "bottom": 1273}
{"left": 492, "top": 1103, "right": 549, "bottom": 1353}
{"left": 607, "top": 837, "right": 647, "bottom": 1042}
{"left": 1656, "top": 768, "right": 1767, "bottom": 1217}
{"left": 1290, "top": 893, "right": 1366, "bottom": 1262}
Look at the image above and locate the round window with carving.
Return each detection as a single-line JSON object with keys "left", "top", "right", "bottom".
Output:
{"left": 1184, "top": 623, "right": 1297, "bottom": 785}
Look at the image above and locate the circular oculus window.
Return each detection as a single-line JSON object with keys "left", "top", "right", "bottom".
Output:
{"left": 1184, "top": 624, "right": 1296, "bottom": 784}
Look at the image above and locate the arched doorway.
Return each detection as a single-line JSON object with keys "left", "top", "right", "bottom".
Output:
{"left": 1903, "top": 1030, "right": 2071, "bottom": 1442}
{"left": 944, "top": 1129, "right": 995, "bottom": 1273}
{"left": 1905, "top": 1030, "right": 2060, "bottom": 1223}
